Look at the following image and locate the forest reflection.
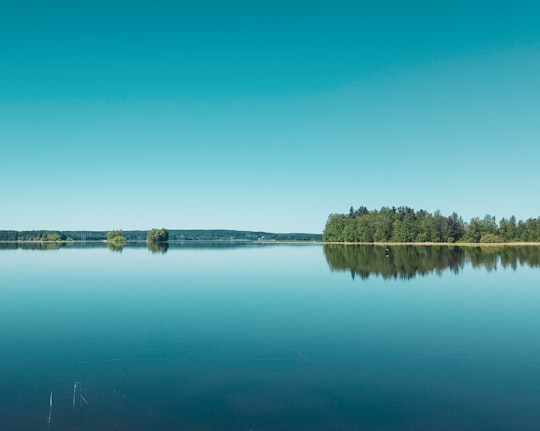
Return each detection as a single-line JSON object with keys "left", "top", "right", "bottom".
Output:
{"left": 323, "top": 245, "right": 540, "bottom": 280}
{"left": 0, "top": 242, "right": 174, "bottom": 254}
{"left": 0, "top": 241, "right": 273, "bottom": 251}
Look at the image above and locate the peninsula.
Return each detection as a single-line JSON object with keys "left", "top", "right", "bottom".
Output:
{"left": 323, "top": 206, "right": 540, "bottom": 244}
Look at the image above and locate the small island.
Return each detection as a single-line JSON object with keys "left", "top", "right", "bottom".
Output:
{"left": 107, "top": 230, "right": 127, "bottom": 245}
{"left": 147, "top": 228, "right": 169, "bottom": 243}
{"left": 106, "top": 230, "right": 127, "bottom": 252}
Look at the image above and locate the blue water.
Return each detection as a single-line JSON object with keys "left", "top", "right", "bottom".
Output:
{"left": 0, "top": 244, "right": 539, "bottom": 430}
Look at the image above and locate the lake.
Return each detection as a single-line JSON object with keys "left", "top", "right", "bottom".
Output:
{"left": 1, "top": 243, "right": 539, "bottom": 430}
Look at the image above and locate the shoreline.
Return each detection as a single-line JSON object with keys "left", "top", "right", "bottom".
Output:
{"left": 322, "top": 241, "right": 540, "bottom": 246}
{"left": 0, "top": 239, "right": 323, "bottom": 245}
{"left": 2, "top": 240, "right": 540, "bottom": 246}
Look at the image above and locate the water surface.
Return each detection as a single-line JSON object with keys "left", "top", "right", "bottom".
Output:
{"left": 1, "top": 243, "right": 539, "bottom": 430}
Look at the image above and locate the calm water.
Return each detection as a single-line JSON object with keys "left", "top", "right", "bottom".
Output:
{"left": 1, "top": 243, "right": 539, "bottom": 430}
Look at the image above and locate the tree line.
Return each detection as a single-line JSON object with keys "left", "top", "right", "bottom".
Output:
{"left": 0, "top": 230, "right": 109, "bottom": 242}
{"left": 323, "top": 206, "right": 540, "bottom": 243}
{"left": 0, "top": 229, "right": 322, "bottom": 242}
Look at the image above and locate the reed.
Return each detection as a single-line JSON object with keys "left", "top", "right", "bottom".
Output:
{"left": 47, "top": 392, "right": 53, "bottom": 425}
{"left": 73, "top": 382, "right": 79, "bottom": 408}
{"left": 73, "top": 381, "right": 89, "bottom": 409}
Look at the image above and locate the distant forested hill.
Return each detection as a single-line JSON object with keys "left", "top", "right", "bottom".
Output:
{"left": 323, "top": 206, "right": 540, "bottom": 243}
{"left": 0, "top": 229, "right": 322, "bottom": 242}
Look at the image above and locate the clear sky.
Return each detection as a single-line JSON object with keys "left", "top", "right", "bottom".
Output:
{"left": 1, "top": 1, "right": 539, "bottom": 233}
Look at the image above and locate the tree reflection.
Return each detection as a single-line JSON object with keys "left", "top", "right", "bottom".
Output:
{"left": 148, "top": 242, "right": 168, "bottom": 254}
{"left": 107, "top": 242, "right": 126, "bottom": 253}
{"left": 324, "top": 245, "right": 540, "bottom": 280}
{"left": 40, "top": 242, "right": 61, "bottom": 250}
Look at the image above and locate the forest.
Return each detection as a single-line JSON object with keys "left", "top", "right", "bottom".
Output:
{"left": 323, "top": 206, "right": 540, "bottom": 243}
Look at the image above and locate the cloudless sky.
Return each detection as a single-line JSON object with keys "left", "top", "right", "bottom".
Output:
{"left": 1, "top": 1, "right": 539, "bottom": 232}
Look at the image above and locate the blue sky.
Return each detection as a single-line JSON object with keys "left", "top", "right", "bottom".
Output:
{"left": 1, "top": 1, "right": 539, "bottom": 233}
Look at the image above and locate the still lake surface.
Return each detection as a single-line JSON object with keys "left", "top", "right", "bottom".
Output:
{"left": 1, "top": 243, "right": 539, "bottom": 430}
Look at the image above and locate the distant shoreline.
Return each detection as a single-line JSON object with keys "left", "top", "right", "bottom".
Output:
{"left": 0, "top": 229, "right": 323, "bottom": 243}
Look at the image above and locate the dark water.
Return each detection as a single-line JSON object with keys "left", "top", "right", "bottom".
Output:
{"left": 1, "top": 243, "right": 539, "bottom": 430}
